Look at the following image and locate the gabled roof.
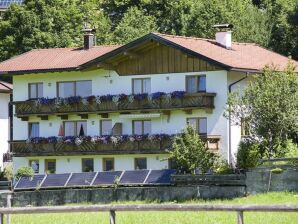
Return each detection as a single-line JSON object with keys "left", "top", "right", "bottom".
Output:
{"left": 0, "top": 32, "right": 297, "bottom": 75}
{"left": 0, "top": 45, "right": 120, "bottom": 74}
{"left": 82, "top": 33, "right": 298, "bottom": 72}
{"left": 0, "top": 81, "right": 12, "bottom": 93}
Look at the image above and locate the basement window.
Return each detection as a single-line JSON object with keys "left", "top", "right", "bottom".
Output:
{"left": 135, "top": 158, "right": 147, "bottom": 170}
{"left": 29, "top": 160, "right": 39, "bottom": 173}
{"left": 103, "top": 158, "right": 114, "bottom": 171}
{"left": 45, "top": 159, "right": 56, "bottom": 174}
{"left": 82, "top": 158, "right": 94, "bottom": 172}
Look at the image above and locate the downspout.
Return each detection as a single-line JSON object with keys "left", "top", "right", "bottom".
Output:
{"left": 228, "top": 72, "right": 249, "bottom": 165}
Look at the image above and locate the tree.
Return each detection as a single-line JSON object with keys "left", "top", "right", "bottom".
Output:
{"left": 168, "top": 125, "right": 215, "bottom": 174}
{"left": 226, "top": 62, "right": 298, "bottom": 158}
{"left": 252, "top": 0, "right": 298, "bottom": 60}
{"left": 0, "top": 0, "right": 112, "bottom": 62}
{"left": 111, "top": 6, "right": 157, "bottom": 44}
{"left": 186, "top": 0, "right": 271, "bottom": 47}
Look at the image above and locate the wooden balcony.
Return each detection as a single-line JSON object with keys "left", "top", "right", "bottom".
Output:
{"left": 10, "top": 135, "right": 220, "bottom": 157}
{"left": 13, "top": 93, "right": 216, "bottom": 118}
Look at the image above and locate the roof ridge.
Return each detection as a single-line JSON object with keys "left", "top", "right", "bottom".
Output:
{"left": 153, "top": 32, "right": 257, "bottom": 46}
{"left": 30, "top": 45, "right": 121, "bottom": 51}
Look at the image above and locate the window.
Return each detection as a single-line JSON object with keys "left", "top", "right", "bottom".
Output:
{"left": 45, "top": 159, "right": 56, "bottom": 174}
{"left": 132, "top": 120, "right": 151, "bottom": 135}
{"left": 29, "top": 160, "right": 39, "bottom": 173}
{"left": 100, "top": 120, "right": 112, "bottom": 135}
{"left": 241, "top": 118, "right": 250, "bottom": 136}
{"left": 134, "top": 158, "right": 147, "bottom": 170}
{"left": 57, "top": 80, "right": 92, "bottom": 98}
{"left": 132, "top": 78, "right": 151, "bottom": 94}
{"left": 82, "top": 158, "right": 94, "bottom": 172}
{"left": 187, "top": 117, "right": 207, "bottom": 135}
{"left": 103, "top": 158, "right": 114, "bottom": 171}
{"left": 64, "top": 121, "right": 87, "bottom": 136}
{"left": 186, "top": 75, "right": 206, "bottom": 93}
{"left": 28, "top": 123, "right": 39, "bottom": 138}
{"left": 29, "top": 83, "right": 43, "bottom": 99}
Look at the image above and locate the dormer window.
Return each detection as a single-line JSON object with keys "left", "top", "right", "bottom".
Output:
{"left": 132, "top": 78, "right": 151, "bottom": 94}
{"left": 186, "top": 75, "right": 206, "bottom": 93}
{"left": 57, "top": 80, "right": 92, "bottom": 98}
{"left": 28, "top": 83, "right": 43, "bottom": 99}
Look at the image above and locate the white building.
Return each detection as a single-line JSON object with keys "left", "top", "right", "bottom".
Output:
{"left": 0, "top": 81, "right": 12, "bottom": 169}
{"left": 0, "top": 31, "right": 296, "bottom": 174}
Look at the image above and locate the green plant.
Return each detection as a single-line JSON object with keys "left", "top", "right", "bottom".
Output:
{"left": 226, "top": 63, "right": 298, "bottom": 158}
{"left": 168, "top": 125, "right": 216, "bottom": 174}
{"left": 15, "top": 166, "right": 34, "bottom": 180}
{"left": 285, "top": 140, "right": 298, "bottom": 158}
{"left": 213, "top": 157, "right": 234, "bottom": 174}
{"left": 236, "top": 137, "right": 262, "bottom": 169}
{"left": 3, "top": 164, "right": 13, "bottom": 181}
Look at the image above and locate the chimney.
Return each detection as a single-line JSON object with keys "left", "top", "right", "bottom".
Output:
{"left": 82, "top": 25, "right": 96, "bottom": 50}
{"left": 213, "top": 24, "right": 233, "bottom": 49}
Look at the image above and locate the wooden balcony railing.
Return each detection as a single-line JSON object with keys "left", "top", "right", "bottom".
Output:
{"left": 13, "top": 93, "right": 216, "bottom": 118}
{"left": 10, "top": 135, "right": 220, "bottom": 157}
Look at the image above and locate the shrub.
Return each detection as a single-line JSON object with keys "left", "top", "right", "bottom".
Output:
{"left": 213, "top": 156, "right": 234, "bottom": 174}
{"left": 15, "top": 167, "right": 34, "bottom": 180}
{"left": 3, "top": 164, "right": 13, "bottom": 181}
{"left": 236, "top": 137, "right": 262, "bottom": 169}
{"left": 168, "top": 125, "right": 216, "bottom": 174}
{"left": 285, "top": 140, "right": 298, "bottom": 158}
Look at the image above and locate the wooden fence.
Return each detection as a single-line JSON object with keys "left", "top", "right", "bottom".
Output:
{"left": 0, "top": 204, "right": 297, "bottom": 224}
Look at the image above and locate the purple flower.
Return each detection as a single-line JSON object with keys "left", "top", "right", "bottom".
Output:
{"left": 100, "top": 95, "right": 114, "bottom": 102}
{"left": 171, "top": 91, "right": 186, "bottom": 99}
{"left": 151, "top": 92, "right": 166, "bottom": 100}
{"left": 66, "top": 96, "right": 82, "bottom": 104}
{"left": 134, "top": 93, "right": 148, "bottom": 101}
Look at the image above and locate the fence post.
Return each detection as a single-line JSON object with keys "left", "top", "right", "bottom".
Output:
{"left": 237, "top": 211, "right": 244, "bottom": 224}
{"left": 7, "top": 194, "right": 12, "bottom": 224}
{"left": 0, "top": 214, "right": 3, "bottom": 224}
{"left": 110, "top": 210, "right": 116, "bottom": 224}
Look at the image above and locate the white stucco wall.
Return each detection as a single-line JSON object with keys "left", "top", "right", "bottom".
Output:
{"left": 0, "top": 93, "right": 10, "bottom": 169}
{"left": 227, "top": 72, "right": 255, "bottom": 164}
{"left": 12, "top": 69, "right": 232, "bottom": 173}
{"left": 13, "top": 154, "right": 169, "bottom": 174}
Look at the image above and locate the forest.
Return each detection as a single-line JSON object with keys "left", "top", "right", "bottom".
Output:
{"left": 0, "top": 0, "right": 297, "bottom": 63}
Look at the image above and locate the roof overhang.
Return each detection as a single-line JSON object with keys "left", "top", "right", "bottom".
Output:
{"left": 0, "top": 67, "right": 80, "bottom": 76}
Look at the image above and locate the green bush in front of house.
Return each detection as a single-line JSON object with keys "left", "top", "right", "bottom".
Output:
{"left": 15, "top": 167, "right": 34, "bottom": 180}
{"left": 236, "top": 137, "right": 262, "bottom": 169}
{"left": 168, "top": 125, "right": 216, "bottom": 174}
{"left": 213, "top": 157, "right": 234, "bottom": 174}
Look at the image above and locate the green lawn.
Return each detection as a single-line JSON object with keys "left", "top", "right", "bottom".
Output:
{"left": 9, "top": 192, "right": 298, "bottom": 224}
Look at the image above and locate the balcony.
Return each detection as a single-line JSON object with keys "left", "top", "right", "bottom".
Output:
{"left": 10, "top": 135, "right": 220, "bottom": 157}
{"left": 13, "top": 92, "right": 216, "bottom": 119}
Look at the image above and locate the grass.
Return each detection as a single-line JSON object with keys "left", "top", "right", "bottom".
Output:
{"left": 8, "top": 192, "right": 298, "bottom": 224}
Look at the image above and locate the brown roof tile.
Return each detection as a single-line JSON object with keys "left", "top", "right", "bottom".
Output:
{"left": 0, "top": 33, "right": 297, "bottom": 74}
{"left": 0, "top": 45, "right": 120, "bottom": 74}
{"left": 155, "top": 33, "right": 298, "bottom": 72}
